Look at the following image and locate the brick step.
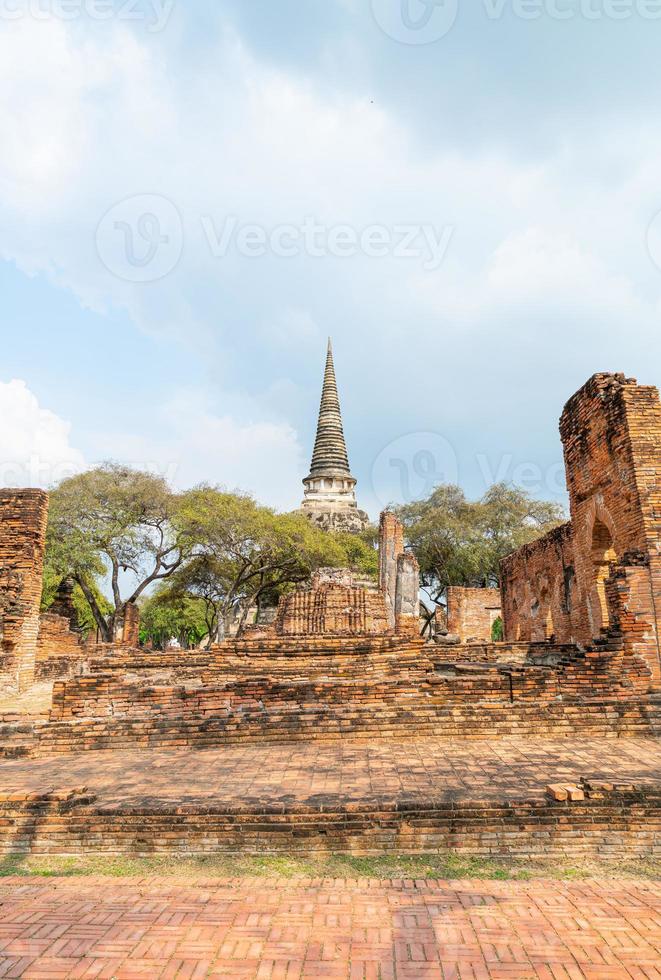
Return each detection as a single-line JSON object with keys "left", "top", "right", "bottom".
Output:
{"left": 0, "top": 721, "right": 44, "bottom": 759}
{"left": 35, "top": 696, "right": 661, "bottom": 754}
{"left": 0, "top": 781, "right": 659, "bottom": 858}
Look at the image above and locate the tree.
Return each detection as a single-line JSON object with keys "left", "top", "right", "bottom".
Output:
{"left": 491, "top": 616, "right": 504, "bottom": 642}
{"left": 41, "top": 567, "right": 113, "bottom": 638}
{"left": 397, "top": 483, "right": 564, "bottom": 634}
{"left": 139, "top": 592, "right": 208, "bottom": 650}
{"left": 45, "top": 464, "right": 194, "bottom": 642}
{"left": 161, "top": 488, "right": 370, "bottom": 640}
{"left": 332, "top": 529, "right": 379, "bottom": 580}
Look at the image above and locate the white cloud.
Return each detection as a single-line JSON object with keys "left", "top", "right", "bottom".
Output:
{"left": 485, "top": 228, "right": 642, "bottom": 311}
{"left": 90, "top": 388, "right": 307, "bottom": 512}
{"left": 1, "top": 8, "right": 660, "bottom": 517}
{"left": 1, "top": 11, "right": 660, "bottom": 350}
{"left": 0, "top": 376, "right": 307, "bottom": 509}
{"left": 0, "top": 376, "right": 306, "bottom": 509}
{"left": 0, "top": 380, "right": 85, "bottom": 488}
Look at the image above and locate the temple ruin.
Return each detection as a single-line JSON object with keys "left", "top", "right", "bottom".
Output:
{"left": 300, "top": 339, "right": 369, "bottom": 533}
{"left": 0, "top": 370, "right": 659, "bottom": 861}
{"left": 500, "top": 373, "right": 661, "bottom": 685}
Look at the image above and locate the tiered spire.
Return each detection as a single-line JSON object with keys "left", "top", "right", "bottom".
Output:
{"left": 308, "top": 339, "right": 351, "bottom": 476}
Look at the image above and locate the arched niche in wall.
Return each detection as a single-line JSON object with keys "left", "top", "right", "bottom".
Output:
{"left": 590, "top": 518, "right": 617, "bottom": 635}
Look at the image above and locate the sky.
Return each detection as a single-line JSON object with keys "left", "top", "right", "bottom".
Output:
{"left": 2, "top": 0, "right": 661, "bottom": 519}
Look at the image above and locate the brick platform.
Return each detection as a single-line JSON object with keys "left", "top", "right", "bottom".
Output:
{"left": 0, "top": 738, "right": 659, "bottom": 858}
{"left": 35, "top": 687, "right": 661, "bottom": 755}
{"left": 0, "top": 876, "right": 659, "bottom": 978}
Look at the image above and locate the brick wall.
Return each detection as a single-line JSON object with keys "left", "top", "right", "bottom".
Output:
{"left": 501, "top": 523, "right": 575, "bottom": 643}
{"left": 38, "top": 637, "right": 654, "bottom": 754}
{"left": 446, "top": 587, "right": 502, "bottom": 643}
{"left": 29, "top": 689, "right": 661, "bottom": 755}
{"left": 501, "top": 374, "right": 661, "bottom": 686}
{"left": 0, "top": 490, "right": 49, "bottom": 692}
{"left": 215, "top": 633, "right": 428, "bottom": 679}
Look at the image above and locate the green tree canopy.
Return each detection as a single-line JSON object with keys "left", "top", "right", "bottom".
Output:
{"left": 45, "top": 464, "right": 194, "bottom": 642}
{"left": 396, "top": 482, "right": 564, "bottom": 627}
{"left": 139, "top": 592, "right": 208, "bottom": 651}
{"left": 43, "top": 467, "right": 379, "bottom": 647}
{"left": 164, "top": 488, "right": 374, "bottom": 640}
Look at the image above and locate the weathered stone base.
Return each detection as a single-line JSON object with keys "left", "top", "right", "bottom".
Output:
{"left": 1, "top": 780, "right": 658, "bottom": 859}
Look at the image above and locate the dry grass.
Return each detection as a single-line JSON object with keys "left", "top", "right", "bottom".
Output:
{"left": 1, "top": 852, "right": 659, "bottom": 881}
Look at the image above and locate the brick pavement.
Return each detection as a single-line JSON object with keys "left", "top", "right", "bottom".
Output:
{"left": 0, "top": 738, "right": 659, "bottom": 808}
{"left": 0, "top": 876, "right": 658, "bottom": 978}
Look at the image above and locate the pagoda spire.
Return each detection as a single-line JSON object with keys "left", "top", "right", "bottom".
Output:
{"left": 308, "top": 338, "right": 351, "bottom": 476}
{"left": 300, "top": 338, "right": 368, "bottom": 533}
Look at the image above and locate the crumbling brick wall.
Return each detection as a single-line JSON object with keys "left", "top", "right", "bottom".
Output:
{"left": 500, "top": 374, "right": 661, "bottom": 685}
{"left": 35, "top": 612, "right": 85, "bottom": 681}
{"left": 0, "top": 490, "right": 49, "bottom": 692}
{"left": 274, "top": 575, "right": 390, "bottom": 636}
{"left": 446, "top": 587, "right": 502, "bottom": 643}
{"left": 42, "top": 635, "right": 653, "bottom": 755}
{"left": 268, "top": 512, "right": 419, "bottom": 639}
{"left": 500, "top": 523, "right": 575, "bottom": 643}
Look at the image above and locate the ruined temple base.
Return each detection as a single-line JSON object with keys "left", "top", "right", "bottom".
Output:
{"left": 0, "top": 736, "right": 659, "bottom": 860}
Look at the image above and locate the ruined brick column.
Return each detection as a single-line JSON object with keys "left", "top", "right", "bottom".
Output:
{"left": 0, "top": 490, "right": 49, "bottom": 692}
{"left": 121, "top": 602, "right": 141, "bottom": 647}
{"left": 379, "top": 511, "right": 404, "bottom": 629}
{"left": 395, "top": 552, "right": 420, "bottom": 636}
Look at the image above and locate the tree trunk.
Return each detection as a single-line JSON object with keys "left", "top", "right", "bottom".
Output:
{"left": 75, "top": 575, "right": 112, "bottom": 643}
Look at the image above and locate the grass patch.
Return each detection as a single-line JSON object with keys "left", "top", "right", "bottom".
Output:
{"left": 0, "top": 852, "right": 659, "bottom": 881}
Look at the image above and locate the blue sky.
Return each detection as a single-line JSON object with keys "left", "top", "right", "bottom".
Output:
{"left": 1, "top": 0, "right": 660, "bottom": 518}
